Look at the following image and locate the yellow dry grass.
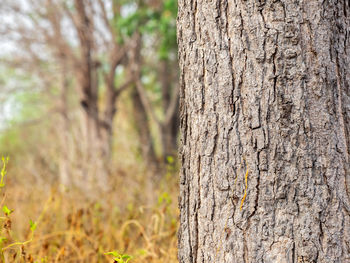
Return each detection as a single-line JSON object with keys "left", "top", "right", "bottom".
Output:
{"left": 0, "top": 166, "right": 179, "bottom": 263}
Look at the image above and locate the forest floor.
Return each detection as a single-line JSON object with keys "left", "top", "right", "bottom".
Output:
{"left": 0, "top": 166, "right": 179, "bottom": 263}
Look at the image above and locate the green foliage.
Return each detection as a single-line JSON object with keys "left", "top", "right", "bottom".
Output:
{"left": 2, "top": 206, "right": 13, "bottom": 216}
{"left": 29, "top": 219, "right": 37, "bottom": 232}
{"left": 157, "top": 0, "right": 177, "bottom": 59}
{"left": 166, "top": 155, "right": 174, "bottom": 164}
{"left": 114, "top": 0, "right": 177, "bottom": 59}
{"left": 105, "top": 251, "right": 133, "bottom": 263}
{"left": 0, "top": 237, "right": 7, "bottom": 245}
{"left": 158, "top": 192, "right": 172, "bottom": 205}
{"left": 0, "top": 156, "right": 9, "bottom": 188}
{"left": 0, "top": 66, "right": 53, "bottom": 168}
{"left": 34, "top": 257, "right": 48, "bottom": 263}
{"left": 0, "top": 66, "right": 45, "bottom": 125}
{"left": 0, "top": 156, "right": 40, "bottom": 261}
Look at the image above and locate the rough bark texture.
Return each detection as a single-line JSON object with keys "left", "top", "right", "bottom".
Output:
{"left": 177, "top": 0, "right": 350, "bottom": 262}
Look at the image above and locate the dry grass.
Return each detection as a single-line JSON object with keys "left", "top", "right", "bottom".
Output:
{"left": 0, "top": 165, "right": 179, "bottom": 263}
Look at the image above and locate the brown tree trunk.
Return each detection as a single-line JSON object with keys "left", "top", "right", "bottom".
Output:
{"left": 76, "top": 58, "right": 109, "bottom": 189}
{"left": 160, "top": 119, "right": 178, "bottom": 161}
{"left": 160, "top": 60, "right": 179, "bottom": 161}
{"left": 100, "top": 80, "right": 117, "bottom": 160}
{"left": 131, "top": 86, "right": 158, "bottom": 165}
{"left": 177, "top": 1, "right": 350, "bottom": 262}
{"left": 58, "top": 66, "right": 71, "bottom": 187}
{"left": 73, "top": 0, "right": 111, "bottom": 190}
{"left": 129, "top": 32, "right": 161, "bottom": 168}
{"left": 129, "top": 32, "right": 179, "bottom": 167}
{"left": 75, "top": 0, "right": 100, "bottom": 157}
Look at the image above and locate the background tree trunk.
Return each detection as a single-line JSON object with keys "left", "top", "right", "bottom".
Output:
{"left": 160, "top": 60, "right": 179, "bottom": 160}
{"left": 58, "top": 66, "right": 71, "bottom": 187}
{"left": 129, "top": 32, "right": 179, "bottom": 167}
{"left": 177, "top": 0, "right": 350, "bottom": 262}
{"left": 131, "top": 86, "right": 158, "bottom": 165}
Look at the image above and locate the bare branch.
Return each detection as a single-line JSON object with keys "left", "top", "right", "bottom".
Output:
{"left": 128, "top": 33, "right": 161, "bottom": 126}
{"left": 97, "top": 0, "right": 114, "bottom": 37}
{"left": 135, "top": 75, "right": 161, "bottom": 126}
{"left": 115, "top": 75, "right": 134, "bottom": 97}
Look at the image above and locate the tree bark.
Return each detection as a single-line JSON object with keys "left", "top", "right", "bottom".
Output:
{"left": 177, "top": 1, "right": 350, "bottom": 262}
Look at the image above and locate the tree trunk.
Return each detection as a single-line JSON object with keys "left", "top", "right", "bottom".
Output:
{"left": 177, "top": 1, "right": 350, "bottom": 262}
{"left": 100, "top": 80, "right": 117, "bottom": 160}
{"left": 74, "top": 0, "right": 110, "bottom": 190}
{"left": 58, "top": 66, "right": 71, "bottom": 187}
{"left": 160, "top": 59, "right": 179, "bottom": 161}
{"left": 131, "top": 86, "right": 158, "bottom": 165}
{"left": 160, "top": 117, "right": 178, "bottom": 160}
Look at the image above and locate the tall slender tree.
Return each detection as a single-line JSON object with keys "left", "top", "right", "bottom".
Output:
{"left": 177, "top": 0, "right": 350, "bottom": 262}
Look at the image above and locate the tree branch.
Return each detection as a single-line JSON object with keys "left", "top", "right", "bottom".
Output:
{"left": 135, "top": 75, "right": 161, "bottom": 126}
{"left": 115, "top": 75, "right": 134, "bottom": 97}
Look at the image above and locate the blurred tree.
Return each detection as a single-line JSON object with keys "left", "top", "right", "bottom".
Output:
{"left": 0, "top": 0, "right": 179, "bottom": 189}
{"left": 119, "top": 0, "right": 179, "bottom": 166}
{"left": 0, "top": 0, "right": 136, "bottom": 188}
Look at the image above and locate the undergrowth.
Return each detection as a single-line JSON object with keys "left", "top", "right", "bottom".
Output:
{"left": 0, "top": 157, "right": 179, "bottom": 263}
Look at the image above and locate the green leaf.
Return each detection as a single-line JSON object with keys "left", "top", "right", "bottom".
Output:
{"left": 121, "top": 255, "right": 132, "bottom": 260}
{"left": 2, "top": 205, "right": 13, "bottom": 216}
{"left": 166, "top": 155, "right": 174, "bottom": 164}
{"left": 104, "top": 251, "right": 132, "bottom": 262}
{"left": 29, "top": 219, "right": 37, "bottom": 231}
{"left": 158, "top": 192, "right": 172, "bottom": 205}
{"left": 137, "top": 249, "right": 147, "bottom": 256}
{"left": 105, "top": 251, "right": 119, "bottom": 257}
{"left": 0, "top": 237, "right": 7, "bottom": 244}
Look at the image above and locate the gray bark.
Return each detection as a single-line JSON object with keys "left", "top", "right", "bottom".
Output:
{"left": 177, "top": 0, "right": 350, "bottom": 262}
